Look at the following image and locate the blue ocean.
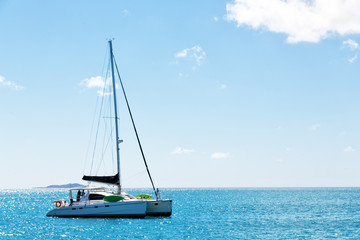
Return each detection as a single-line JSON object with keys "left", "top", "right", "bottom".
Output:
{"left": 1, "top": 188, "right": 360, "bottom": 239}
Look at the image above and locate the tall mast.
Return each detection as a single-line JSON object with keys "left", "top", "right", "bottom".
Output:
{"left": 109, "top": 40, "right": 121, "bottom": 193}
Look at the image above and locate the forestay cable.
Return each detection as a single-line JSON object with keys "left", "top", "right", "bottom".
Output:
{"left": 113, "top": 57, "right": 159, "bottom": 200}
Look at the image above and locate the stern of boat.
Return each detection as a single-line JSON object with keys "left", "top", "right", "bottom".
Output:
{"left": 146, "top": 199, "right": 172, "bottom": 217}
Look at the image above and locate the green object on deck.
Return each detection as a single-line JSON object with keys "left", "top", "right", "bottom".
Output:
{"left": 135, "top": 194, "right": 152, "bottom": 200}
{"left": 103, "top": 195, "right": 124, "bottom": 202}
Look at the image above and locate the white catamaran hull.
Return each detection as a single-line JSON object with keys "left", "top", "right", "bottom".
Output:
{"left": 146, "top": 199, "right": 172, "bottom": 216}
{"left": 46, "top": 200, "right": 147, "bottom": 218}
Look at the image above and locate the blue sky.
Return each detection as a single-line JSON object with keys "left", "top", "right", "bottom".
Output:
{"left": 1, "top": 0, "right": 360, "bottom": 189}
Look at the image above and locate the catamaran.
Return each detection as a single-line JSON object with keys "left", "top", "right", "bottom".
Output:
{"left": 46, "top": 40, "right": 172, "bottom": 218}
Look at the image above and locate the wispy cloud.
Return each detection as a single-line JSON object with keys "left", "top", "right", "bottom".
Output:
{"left": 81, "top": 76, "right": 106, "bottom": 88}
{"left": 213, "top": 16, "right": 219, "bottom": 22}
{"left": 220, "top": 84, "right": 227, "bottom": 89}
{"left": 226, "top": 0, "right": 360, "bottom": 43}
{"left": 0, "top": 75, "right": 24, "bottom": 91}
{"left": 342, "top": 39, "right": 359, "bottom": 63}
{"left": 172, "top": 146, "right": 195, "bottom": 154}
{"left": 211, "top": 152, "right": 230, "bottom": 159}
{"left": 342, "top": 39, "right": 359, "bottom": 50}
{"left": 80, "top": 76, "right": 116, "bottom": 95}
{"left": 348, "top": 54, "right": 358, "bottom": 63}
{"left": 344, "top": 146, "right": 355, "bottom": 152}
{"left": 310, "top": 124, "right": 320, "bottom": 131}
{"left": 175, "top": 46, "right": 206, "bottom": 67}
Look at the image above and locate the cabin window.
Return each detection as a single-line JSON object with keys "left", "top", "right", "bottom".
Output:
{"left": 89, "top": 193, "right": 106, "bottom": 200}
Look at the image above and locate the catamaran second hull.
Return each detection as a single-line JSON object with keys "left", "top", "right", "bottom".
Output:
{"left": 146, "top": 199, "right": 172, "bottom": 217}
{"left": 46, "top": 200, "right": 147, "bottom": 218}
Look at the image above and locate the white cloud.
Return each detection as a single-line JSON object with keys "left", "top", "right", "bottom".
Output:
{"left": 211, "top": 152, "right": 230, "bottom": 159}
{"left": 220, "top": 84, "right": 227, "bottom": 89}
{"left": 80, "top": 76, "right": 106, "bottom": 88}
{"left": 176, "top": 51, "right": 187, "bottom": 58}
{"left": 0, "top": 75, "right": 24, "bottom": 91}
{"left": 341, "top": 39, "right": 359, "bottom": 63}
{"left": 226, "top": 0, "right": 360, "bottom": 43}
{"left": 344, "top": 146, "right": 355, "bottom": 152}
{"left": 342, "top": 39, "right": 359, "bottom": 50}
{"left": 310, "top": 124, "right": 320, "bottom": 131}
{"left": 348, "top": 54, "right": 358, "bottom": 63}
{"left": 175, "top": 46, "right": 206, "bottom": 66}
{"left": 172, "top": 146, "right": 195, "bottom": 154}
{"left": 80, "top": 76, "right": 117, "bottom": 95}
{"left": 213, "top": 16, "right": 219, "bottom": 22}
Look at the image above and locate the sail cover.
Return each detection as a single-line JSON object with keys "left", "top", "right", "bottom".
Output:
{"left": 82, "top": 173, "right": 119, "bottom": 185}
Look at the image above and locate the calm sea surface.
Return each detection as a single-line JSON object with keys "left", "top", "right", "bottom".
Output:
{"left": 1, "top": 188, "right": 360, "bottom": 239}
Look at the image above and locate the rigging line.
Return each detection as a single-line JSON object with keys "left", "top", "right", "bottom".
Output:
{"left": 122, "top": 170, "right": 147, "bottom": 186}
{"left": 95, "top": 114, "right": 115, "bottom": 175}
{"left": 83, "top": 87, "right": 100, "bottom": 175}
{"left": 83, "top": 44, "right": 109, "bottom": 175}
{"left": 100, "top": 80, "right": 116, "bottom": 175}
{"left": 98, "top": 94, "right": 109, "bottom": 173}
{"left": 113, "top": 57, "right": 159, "bottom": 200}
{"left": 89, "top": 60, "right": 110, "bottom": 175}
{"left": 90, "top": 92, "right": 105, "bottom": 175}
{"left": 96, "top": 67, "right": 114, "bottom": 175}
{"left": 96, "top": 117, "right": 108, "bottom": 175}
{"left": 109, "top": 83, "right": 115, "bottom": 174}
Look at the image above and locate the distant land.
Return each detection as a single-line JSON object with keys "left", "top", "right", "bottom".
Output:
{"left": 41, "top": 183, "right": 84, "bottom": 189}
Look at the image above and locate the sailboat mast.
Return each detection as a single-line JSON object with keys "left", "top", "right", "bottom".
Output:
{"left": 109, "top": 40, "right": 121, "bottom": 193}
